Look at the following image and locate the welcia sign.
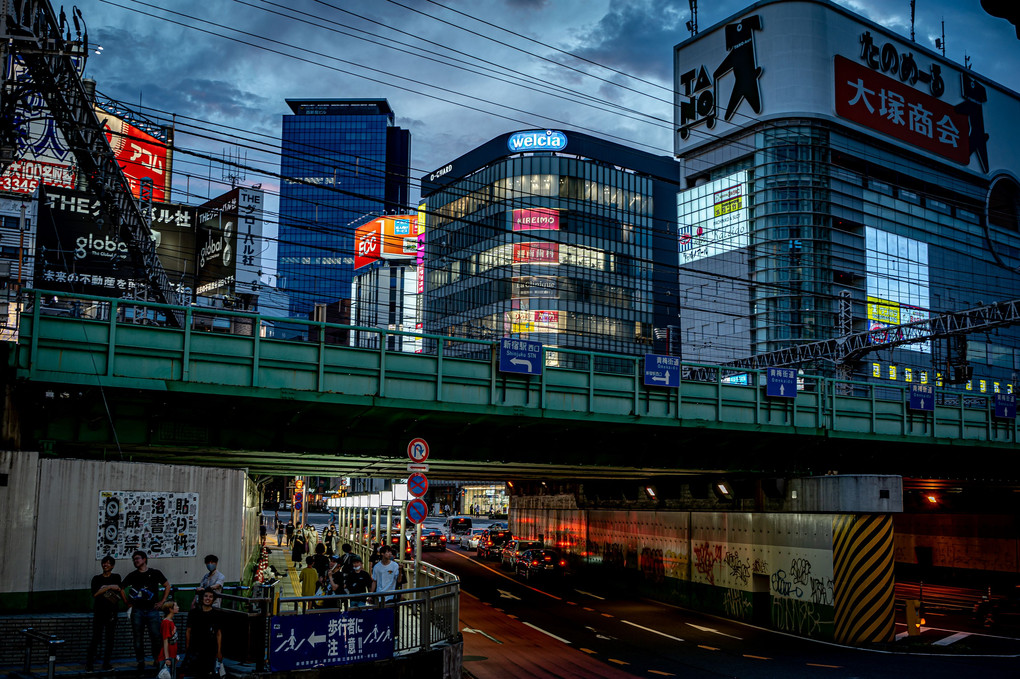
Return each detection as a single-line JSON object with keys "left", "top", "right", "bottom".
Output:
{"left": 507, "top": 130, "right": 567, "bottom": 153}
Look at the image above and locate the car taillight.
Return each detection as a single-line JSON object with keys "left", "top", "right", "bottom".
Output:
{"left": 531, "top": 560, "right": 539, "bottom": 566}
{"left": 559, "top": 560, "right": 567, "bottom": 567}
{"left": 441, "top": 536, "right": 446, "bottom": 541}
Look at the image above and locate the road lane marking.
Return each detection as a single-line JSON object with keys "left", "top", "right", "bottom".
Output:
{"left": 601, "top": 613, "right": 614, "bottom": 618}
{"left": 698, "top": 645, "right": 719, "bottom": 651}
{"left": 608, "top": 658, "right": 629, "bottom": 666}
{"left": 648, "top": 671, "right": 676, "bottom": 677}
{"left": 686, "top": 623, "right": 742, "bottom": 640}
{"left": 621, "top": 620, "right": 684, "bottom": 642}
{"left": 806, "top": 663, "right": 842, "bottom": 668}
{"left": 933, "top": 632, "right": 971, "bottom": 646}
{"left": 461, "top": 590, "right": 480, "bottom": 600}
{"left": 579, "top": 648, "right": 597, "bottom": 655}
{"left": 575, "top": 589, "right": 606, "bottom": 600}
{"left": 744, "top": 654, "right": 771, "bottom": 660}
{"left": 523, "top": 622, "right": 572, "bottom": 644}
{"left": 507, "top": 614, "right": 518, "bottom": 619}
{"left": 583, "top": 607, "right": 595, "bottom": 612}
{"left": 462, "top": 627, "right": 502, "bottom": 644}
{"left": 446, "top": 548, "right": 561, "bottom": 600}
{"left": 566, "top": 601, "right": 578, "bottom": 606}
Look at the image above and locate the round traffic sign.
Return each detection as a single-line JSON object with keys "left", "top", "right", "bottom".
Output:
{"left": 408, "top": 473, "right": 429, "bottom": 498}
{"left": 406, "top": 498, "right": 429, "bottom": 525}
{"left": 294, "top": 501, "right": 303, "bottom": 511}
{"left": 407, "top": 437, "right": 430, "bottom": 463}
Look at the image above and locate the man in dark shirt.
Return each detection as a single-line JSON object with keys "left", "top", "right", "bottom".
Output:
{"left": 343, "top": 556, "right": 373, "bottom": 607}
{"left": 86, "top": 556, "right": 122, "bottom": 671}
{"left": 185, "top": 590, "right": 223, "bottom": 678}
{"left": 121, "top": 550, "right": 171, "bottom": 671}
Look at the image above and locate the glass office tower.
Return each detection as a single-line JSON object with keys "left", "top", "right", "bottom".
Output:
{"left": 277, "top": 99, "right": 410, "bottom": 321}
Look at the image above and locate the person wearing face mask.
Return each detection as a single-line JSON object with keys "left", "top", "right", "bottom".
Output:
{"left": 343, "top": 556, "right": 372, "bottom": 607}
{"left": 193, "top": 555, "right": 226, "bottom": 609}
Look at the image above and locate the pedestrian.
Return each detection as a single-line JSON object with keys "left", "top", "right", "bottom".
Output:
{"left": 185, "top": 590, "right": 222, "bottom": 679}
{"left": 86, "top": 555, "right": 122, "bottom": 672}
{"left": 324, "top": 524, "right": 338, "bottom": 555}
{"left": 370, "top": 546, "right": 403, "bottom": 604}
{"left": 259, "top": 519, "right": 267, "bottom": 547}
{"left": 157, "top": 600, "right": 179, "bottom": 679}
{"left": 291, "top": 526, "right": 306, "bottom": 569}
{"left": 343, "top": 556, "right": 372, "bottom": 606}
{"left": 300, "top": 556, "right": 318, "bottom": 598}
{"left": 443, "top": 503, "right": 450, "bottom": 516}
{"left": 284, "top": 520, "right": 294, "bottom": 546}
{"left": 338, "top": 543, "right": 355, "bottom": 574}
{"left": 122, "top": 550, "right": 171, "bottom": 672}
{"left": 276, "top": 519, "right": 284, "bottom": 547}
{"left": 368, "top": 542, "right": 382, "bottom": 570}
{"left": 194, "top": 555, "right": 226, "bottom": 609}
{"left": 312, "top": 542, "right": 330, "bottom": 582}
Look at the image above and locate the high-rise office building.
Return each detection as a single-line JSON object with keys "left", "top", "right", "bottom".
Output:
{"left": 277, "top": 99, "right": 410, "bottom": 320}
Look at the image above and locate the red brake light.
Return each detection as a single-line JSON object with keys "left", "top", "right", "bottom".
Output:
{"left": 559, "top": 560, "right": 567, "bottom": 567}
{"left": 531, "top": 560, "right": 539, "bottom": 566}
{"left": 440, "top": 536, "right": 446, "bottom": 541}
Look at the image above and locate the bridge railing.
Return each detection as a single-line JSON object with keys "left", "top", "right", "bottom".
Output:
{"left": 13, "top": 289, "right": 1018, "bottom": 447}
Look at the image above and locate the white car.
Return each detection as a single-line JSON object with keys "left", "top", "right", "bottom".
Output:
{"left": 460, "top": 528, "right": 487, "bottom": 550}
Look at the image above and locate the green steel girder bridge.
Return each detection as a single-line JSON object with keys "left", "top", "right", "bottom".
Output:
{"left": 2, "top": 291, "right": 1017, "bottom": 482}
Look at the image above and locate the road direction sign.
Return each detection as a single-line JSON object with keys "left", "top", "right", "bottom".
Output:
{"left": 407, "top": 463, "right": 429, "bottom": 473}
{"left": 407, "top": 438, "right": 429, "bottom": 463}
{"left": 994, "top": 393, "right": 1016, "bottom": 419}
{"left": 644, "top": 354, "right": 681, "bottom": 388}
{"left": 269, "top": 609, "right": 394, "bottom": 671}
{"left": 766, "top": 368, "right": 797, "bottom": 399}
{"left": 408, "top": 473, "right": 429, "bottom": 498}
{"left": 498, "top": 338, "right": 543, "bottom": 375}
{"left": 406, "top": 498, "right": 429, "bottom": 524}
{"left": 909, "top": 384, "right": 935, "bottom": 412}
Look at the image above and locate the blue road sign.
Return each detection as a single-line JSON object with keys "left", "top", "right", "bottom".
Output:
{"left": 994, "top": 393, "right": 1016, "bottom": 419}
{"left": 644, "top": 354, "right": 681, "bottom": 388}
{"left": 909, "top": 384, "right": 935, "bottom": 411}
{"left": 766, "top": 368, "right": 797, "bottom": 399}
{"left": 408, "top": 473, "right": 428, "bottom": 498}
{"left": 407, "top": 498, "right": 429, "bottom": 524}
{"left": 499, "top": 338, "right": 543, "bottom": 375}
{"left": 270, "top": 608, "right": 394, "bottom": 671}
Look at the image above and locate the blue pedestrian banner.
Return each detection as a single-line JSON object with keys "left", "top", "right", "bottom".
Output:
{"left": 766, "top": 368, "right": 797, "bottom": 399}
{"left": 994, "top": 393, "right": 1016, "bottom": 419}
{"left": 499, "top": 338, "right": 543, "bottom": 375}
{"left": 270, "top": 608, "right": 394, "bottom": 671}
{"left": 909, "top": 384, "right": 935, "bottom": 412}
{"left": 644, "top": 354, "right": 681, "bottom": 388}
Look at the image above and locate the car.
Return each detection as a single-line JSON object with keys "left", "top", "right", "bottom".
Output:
{"left": 460, "top": 528, "right": 487, "bottom": 550}
{"left": 388, "top": 533, "right": 414, "bottom": 558}
{"left": 420, "top": 529, "right": 447, "bottom": 551}
{"left": 501, "top": 539, "right": 543, "bottom": 570}
{"left": 477, "top": 529, "right": 511, "bottom": 560}
{"left": 445, "top": 516, "right": 473, "bottom": 538}
{"left": 515, "top": 549, "right": 567, "bottom": 580}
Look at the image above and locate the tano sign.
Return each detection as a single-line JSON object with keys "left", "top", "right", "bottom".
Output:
{"left": 507, "top": 130, "right": 567, "bottom": 153}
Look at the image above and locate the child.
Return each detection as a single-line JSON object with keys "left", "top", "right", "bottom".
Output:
{"left": 158, "top": 600, "right": 179, "bottom": 678}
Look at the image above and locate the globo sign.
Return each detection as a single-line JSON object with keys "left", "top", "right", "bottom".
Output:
{"left": 507, "top": 130, "right": 568, "bottom": 153}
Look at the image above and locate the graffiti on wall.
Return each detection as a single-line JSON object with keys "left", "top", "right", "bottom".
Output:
{"left": 772, "top": 597, "right": 833, "bottom": 637}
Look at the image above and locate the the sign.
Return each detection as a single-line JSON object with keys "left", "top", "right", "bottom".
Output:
{"left": 407, "top": 463, "right": 429, "bottom": 473}
{"left": 407, "top": 438, "right": 429, "bottom": 463}
{"left": 766, "top": 368, "right": 797, "bottom": 399}
{"left": 96, "top": 491, "right": 198, "bottom": 560}
{"left": 269, "top": 608, "right": 394, "bottom": 671}
{"left": 835, "top": 56, "right": 969, "bottom": 165}
{"left": 507, "top": 130, "right": 567, "bottom": 153}
{"left": 97, "top": 105, "right": 173, "bottom": 202}
{"left": 909, "top": 384, "right": 935, "bottom": 412}
{"left": 644, "top": 354, "right": 681, "bottom": 388}
{"left": 294, "top": 501, "right": 303, "bottom": 512}
{"left": 994, "top": 393, "right": 1016, "bottom": 419}
{"left": 512, "top": 208, "right": 559, "bottom": 231}
{"left": 677, "top": 170, "right": 749, "bottom": 265}
{"left": 406, "top": 498, "right": 429, "bottom": 525}
{"left": 407, "top": 473, "right": 429, "bottom": 498}
{"left": 513, "top": 241, "right": 559, "bottom": 264}
{"left": 499, "top": 338, "right": 543, "bottom": 375}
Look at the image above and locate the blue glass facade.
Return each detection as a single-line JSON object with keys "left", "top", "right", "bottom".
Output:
{"left": 277, "top": 99, "right": 409, "bottom": 319}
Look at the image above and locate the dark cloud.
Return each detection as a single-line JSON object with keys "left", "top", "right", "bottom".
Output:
{"left": 571, "top": 0, "right": 689, "bottom": 81}
{"left": 504, "top": 0, "right": 549, "bottom": 9}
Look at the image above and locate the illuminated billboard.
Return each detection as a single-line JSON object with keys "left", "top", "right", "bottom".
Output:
{"left": 353, "top": 215, "right": 420, "bottom": 270}
{"left": 865, "top": 228, "right": 930, "bottom": 353}
{"left": 508, "top": 309, "right": 562, "bottom": 334}
{"left": 96, "top": 105, "right": 173, "bottom": 203}
{"left": 513, "top": 208, "right": 559, "bottom": 231}
{"left": 677, "top": 170, "right": 749, "bottom": 266}
{"left": 513, "top": 242, "right": 559, "bottom": 264}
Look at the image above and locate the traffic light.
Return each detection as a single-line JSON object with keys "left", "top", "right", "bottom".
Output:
{"left": 905, "top": 599, "right": 924, "bottom": 635}
{"left": 982, "top": 0, "right": 1020, "bottom": 39}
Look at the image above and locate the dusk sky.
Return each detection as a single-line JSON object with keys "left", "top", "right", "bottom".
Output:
{"left": 73, "top": 0, "right": 1020, "bottom": 275}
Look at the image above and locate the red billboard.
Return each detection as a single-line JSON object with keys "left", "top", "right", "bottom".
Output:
{"left": 513, "top": 242, "right": 559, "bottom": 264}
{"left": 97, "top": 106, "right": 173, "bottom": 202}
{"left": 355, "top": 222, "right": 381, "bottom": 270}
{"left": 513, "top": 208, "right": 559, "bottom": 231}
{"left": 835, "top": 56, "right": 969, "bottom": 165}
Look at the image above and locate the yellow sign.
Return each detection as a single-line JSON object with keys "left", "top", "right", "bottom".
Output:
{"left": 867, "top": 296, "right": 900, "bottom": 324}
{"left": 888, "top": 365, "right": 897, "bottom": 381}
{"left": 904, "top": 368, "right": 912, "bottom": 383}
{"left": 872, "top": 363, "right": 881, "bottom": 378}
{"left": 713, "top": 196, "right": 742, "bottom": 217}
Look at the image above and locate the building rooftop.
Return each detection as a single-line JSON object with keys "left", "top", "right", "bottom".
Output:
{"left": 285, "top": 98, "right": 394, "bottom": 117}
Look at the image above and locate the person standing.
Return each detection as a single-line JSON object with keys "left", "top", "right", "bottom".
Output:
{"left": 369, "top": 546, "right": 402, "bottom": 604}
{"left": 158, "top": 601, "right": 179, "bottom": 679}
{"left": 284, "top": 520, "right": 294, "bottom": 547}
{"left": 291, "top": 527, "right": 307, "bottom": 569}
{"left": 122, "top": 550, "right": 171, "bottom": 671}
{"left": 86, "top": 556, "right": 122, "bottom": 672}
{"left": 276, "top": 517, "right": 285, "bottom": 547}
{"left": 194, "top": 555, "right": 226, "bottom": 609}
{"left": 343, "top": 556, "right": 372, "bottom": 607}
{"left": 185, "top": 590, "right": 223, "bottom": 679}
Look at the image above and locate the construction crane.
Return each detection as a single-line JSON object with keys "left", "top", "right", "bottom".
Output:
{"left": 2, "top": 0, "right": 183, "bottom": 326}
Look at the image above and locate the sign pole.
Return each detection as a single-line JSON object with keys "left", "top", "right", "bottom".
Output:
{"left": 398, "top": 501, "right": 407, "bottom": 567}
{"left": 374, "top": 504, "right": 382, "bottom": 550}
{"left": 413, "top": 522, "right": 422, "bottom": 589}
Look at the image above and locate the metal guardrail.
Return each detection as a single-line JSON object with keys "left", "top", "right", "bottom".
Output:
{"left": 19, "top": 628, "right": 64, "bottom": 679}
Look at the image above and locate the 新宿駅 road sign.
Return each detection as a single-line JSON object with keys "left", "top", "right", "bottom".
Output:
{"left": 644, "top": 354, "right": 681, "bottom": 388}
{"left": 406, "top": 498, "right": 429, "bottom": 524}
{"left": 407, "top": 438, "right": 429, "bottom": 463}
{"left": 408, "top": 473, "right": 429, "bottom": 497}
{"left": 498, "top": 338, "right": 543, "bottom": 375}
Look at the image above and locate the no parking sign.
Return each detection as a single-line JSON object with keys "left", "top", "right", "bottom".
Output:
{"left": 408, "top": 473, "right": 428, "bottom": 498}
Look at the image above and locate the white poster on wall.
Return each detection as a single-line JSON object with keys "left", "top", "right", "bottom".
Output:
{"left": 96, "top": 491, "right": 199, "bottom": 559}
{"left": 677, "top": 170, "right": 750, "bottom": 266}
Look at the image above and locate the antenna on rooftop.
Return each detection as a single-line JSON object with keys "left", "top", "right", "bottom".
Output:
{"left": 686, "top": 0, "right": 698, "bottom": 37}
{"left": 910, "top": 0, "right": 916, "bottom": 42}
{"left": 221, "top": 147, "right": 246, "bottom": 189}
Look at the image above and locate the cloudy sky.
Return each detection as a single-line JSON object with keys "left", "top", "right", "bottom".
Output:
{"left": 72, "top": 0, "right": 1020, "bottom": 270}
